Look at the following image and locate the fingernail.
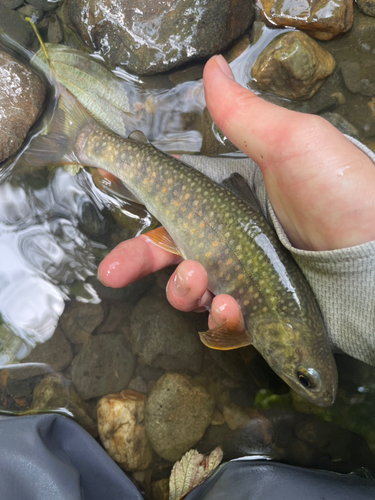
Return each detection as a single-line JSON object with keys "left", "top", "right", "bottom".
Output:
{"left": 172, "top": 271, "right": 190, "bottom": 297}
{"left": 214, "top": 54, "right": 235, "bottom": 81}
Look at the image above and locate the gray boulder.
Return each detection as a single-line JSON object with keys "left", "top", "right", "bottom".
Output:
{"left": 61, "top": 0, "right": 254, "bottom": 75}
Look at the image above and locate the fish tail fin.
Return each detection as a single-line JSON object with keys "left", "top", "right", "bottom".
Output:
{"left": 22, "top": 82, "right": 96, "bottom": 168}
{"left": 20, "top": 17, "right": 96, "bottom": 169}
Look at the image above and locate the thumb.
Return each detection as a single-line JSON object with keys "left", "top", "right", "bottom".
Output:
{"left": 203, "top": 55, "right": 375, "bottom": 250}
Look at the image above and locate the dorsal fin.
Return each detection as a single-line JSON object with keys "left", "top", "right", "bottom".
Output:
{"left": 128, "top": 130, "right": 148, "bottom": 144}
{"left": 221, "top": 173, "right": 262, "bottom": 213}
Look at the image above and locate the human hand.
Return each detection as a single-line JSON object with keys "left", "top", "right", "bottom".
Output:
{"left": 98, "top": 55, "right": 375, "bottom": 331}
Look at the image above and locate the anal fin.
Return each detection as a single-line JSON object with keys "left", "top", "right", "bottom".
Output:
{"left": 144, "top": 226, "right": 183, "bottom": 256}
{"left": 199, "top": 323, "right": 252, "bottom": 350}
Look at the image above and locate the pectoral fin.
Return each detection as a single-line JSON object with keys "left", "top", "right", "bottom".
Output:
{"left": 144, "top": 226, "right": 183, "bottom": 256}
{"left": 199, "top": 323, "right": 252, "bottom": 350}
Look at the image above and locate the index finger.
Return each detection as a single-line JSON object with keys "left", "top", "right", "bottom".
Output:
{"left": 98, "top": 234, "right": 183, "bottom": 288}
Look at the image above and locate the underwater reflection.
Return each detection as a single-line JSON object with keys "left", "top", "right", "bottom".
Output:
{"left": 0, "top": 166, "right": 133, "bottom": 364}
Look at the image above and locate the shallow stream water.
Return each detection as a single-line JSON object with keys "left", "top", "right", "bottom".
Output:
{"left": 0, "top": 2, "right": 375, "bottom": 496}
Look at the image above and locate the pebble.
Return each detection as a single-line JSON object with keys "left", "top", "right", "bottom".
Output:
{"left": 71, "top": 334, "right": 135, "bottom": 399}
{"left": 145, "top": 373, "right": 214, "bottom": 462}
{"left": 97, "top": 389, "right": 153, "bottom": 471}
{"left": 131, "top": 290, "right": 204, "bottom": 375}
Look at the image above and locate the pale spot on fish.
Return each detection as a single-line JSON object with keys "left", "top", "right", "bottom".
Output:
{"left": 226, "top": 275, "right": 231, "bottom": 281}
{"left": 226, "top": 259, "right": 233, "bottom": 266}
{"left": 185, "top": 194, "right": 190, "bottom": 200}
{"left": 244, "top": 300, "right": 250, "bottom": 306}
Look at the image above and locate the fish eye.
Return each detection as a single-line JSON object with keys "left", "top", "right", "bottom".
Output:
{"left": 296, "top": 367, "right": 321, "bottom": 390}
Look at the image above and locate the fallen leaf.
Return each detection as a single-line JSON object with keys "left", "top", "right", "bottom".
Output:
{"left": 169, "top": 447, "right": 223, "bottom": 500}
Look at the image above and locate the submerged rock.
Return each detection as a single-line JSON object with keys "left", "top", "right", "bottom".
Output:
{"left": 341, "top": 61, "right": 375, "bottom": 97}
{"left": 131, "top": 290, "right": 204, "bottom": 375}
{"left": 24, "top": 326, "right": 73, "bottom": 373}
{"left": 61, "top": 0, "right": 254, "bottom": 75}
{"left": 145, "top": 373, "right": 214, "bottom": 462}
{"left": 97, "top": 389, "right": 153, "bottom": 471}
{"left": 356, "top": 0, "right": 375, "bottom": 17}
{"left": 31, "top": 373, "right": 97, "bottom": 435}
{"left": 71, "top": 334, "right": 135, "bottom": 399}
{"left": 59, "top": 301, "right": 105, "bottom": 344}
{"left": 201, "top": 107, "right": 238, "bottom": 155}
{"left": 252, "top": 31, "right": 336, "bottom": 100}
{"left": 320, "top": 112, "right": 359, "bottom": 138}
{"left": 256, "top": 0, "right": 353, "bottom": 40}
{"left": 0, "top": 50, "right": 46, "bottom": 162}
{"left": 0, "top": 8, "right": 38, "bottom": 49}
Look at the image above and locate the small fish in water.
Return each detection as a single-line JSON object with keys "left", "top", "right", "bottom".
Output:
{"left": 19, "top": 74, "right": 338, "bottom": 406}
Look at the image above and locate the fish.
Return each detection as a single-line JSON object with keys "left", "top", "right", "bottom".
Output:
{"left": 19, "top": 79, "right": 338, "bottom": 407}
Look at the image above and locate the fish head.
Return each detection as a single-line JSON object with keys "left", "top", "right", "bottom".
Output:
{"left": 255, "top": 318, "right": 338, "bottom": 407}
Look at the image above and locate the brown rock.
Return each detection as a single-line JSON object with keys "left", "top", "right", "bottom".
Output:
{"left": 97, "top": 389, "right": 153, "bottom": 471}
{"left": 151, "top": 479, "right": 169, "bottom": 500}
{"left": 357, "top": 0, "right": 375, "bottom": 16}
{"left": 32, "top": 373, "right": 97, "bottom": 435}
{"left": 252, "top": 31, "right": 336, "bottom": 100}
{"left": 256, "top": 0, "right": 353, "bottom": 40}
{"left": 0, "top": 50, "right": 46, "bottom": 162}
{"left": 201, "top": 107, "right": 238, "bottom": 155}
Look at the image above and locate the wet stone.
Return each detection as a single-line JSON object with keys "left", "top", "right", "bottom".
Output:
{"left": 127, "top": 376, "right": 148, "bottom": 394}
{"left": 252, "top": 31, "right": 336, "bottom": 100}
{"left": 23, "top": 326, "right": 73, "bottom": 373}
{"left": 59, "top": 301, "right": 105, "bottom": 344}
{"left": 0, "top": 8, "right": 38, "bottom": 49}
{"left": 145, "top": 373, "right": 215, "bottom": 462}
{"left": 200, "top": 107, "right": 238, "bottom": 155}
{"left": 341, "top": 61, "right": 375, "bottom": 97}
{"left": 17, "top": 5, "right": 43, "bottom": 19}
{"left": 256, "top": 0, "right": 353, "bottom": 41}
{"left": 151, "top": 479, "right": 169, "bottom": 500}
{"left": 61, "top": 0, "right": 254, "bottom": 75}
{"left": 131, "top": 290, "right": 204, "bottom": 375}
{"left": 97, "top": 389, "right": 153, "bottom": 471}
{"left": 357, "top": 0, "right": 375, "bottom": 17}
{"left": 96, "top": 301, "right": 132, "bottom": 335}
{"left": 71, "top": 334, "right": 135, "bottom": 400}
{"left": 2, "top": 0, "right": 24, "bottom": 8}
{"left": 320, "top": 112, "right": 359, "bottom": 138}
{"left": 31, "top": 373, "right": 97, "bottom": 435}
{"left": 0, "top": 50, "right": 46, "bottom": 162}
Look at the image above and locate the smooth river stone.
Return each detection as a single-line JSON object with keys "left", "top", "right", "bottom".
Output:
{"left": 145, "top": 373, "right": 214, "bottom": 462}
{"left": 256, "top": 0, "right": 353, "bottom": 41}
{"left": 60, "top": 0, "right": 254, "bottom": 75}
{"left": 252, "top": 31, "right": 336, "bottom": 100}
{"left": 0, "top": 50, "right": 45, "bottom": 162}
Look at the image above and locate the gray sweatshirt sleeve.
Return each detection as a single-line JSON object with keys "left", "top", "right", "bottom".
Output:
{"left": 181, "top": 137, "right": 375, "bottom": 366}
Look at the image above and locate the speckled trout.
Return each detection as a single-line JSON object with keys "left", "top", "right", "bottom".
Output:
{"left": 24, "top": 84, "right": 338, "bottom": 407}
